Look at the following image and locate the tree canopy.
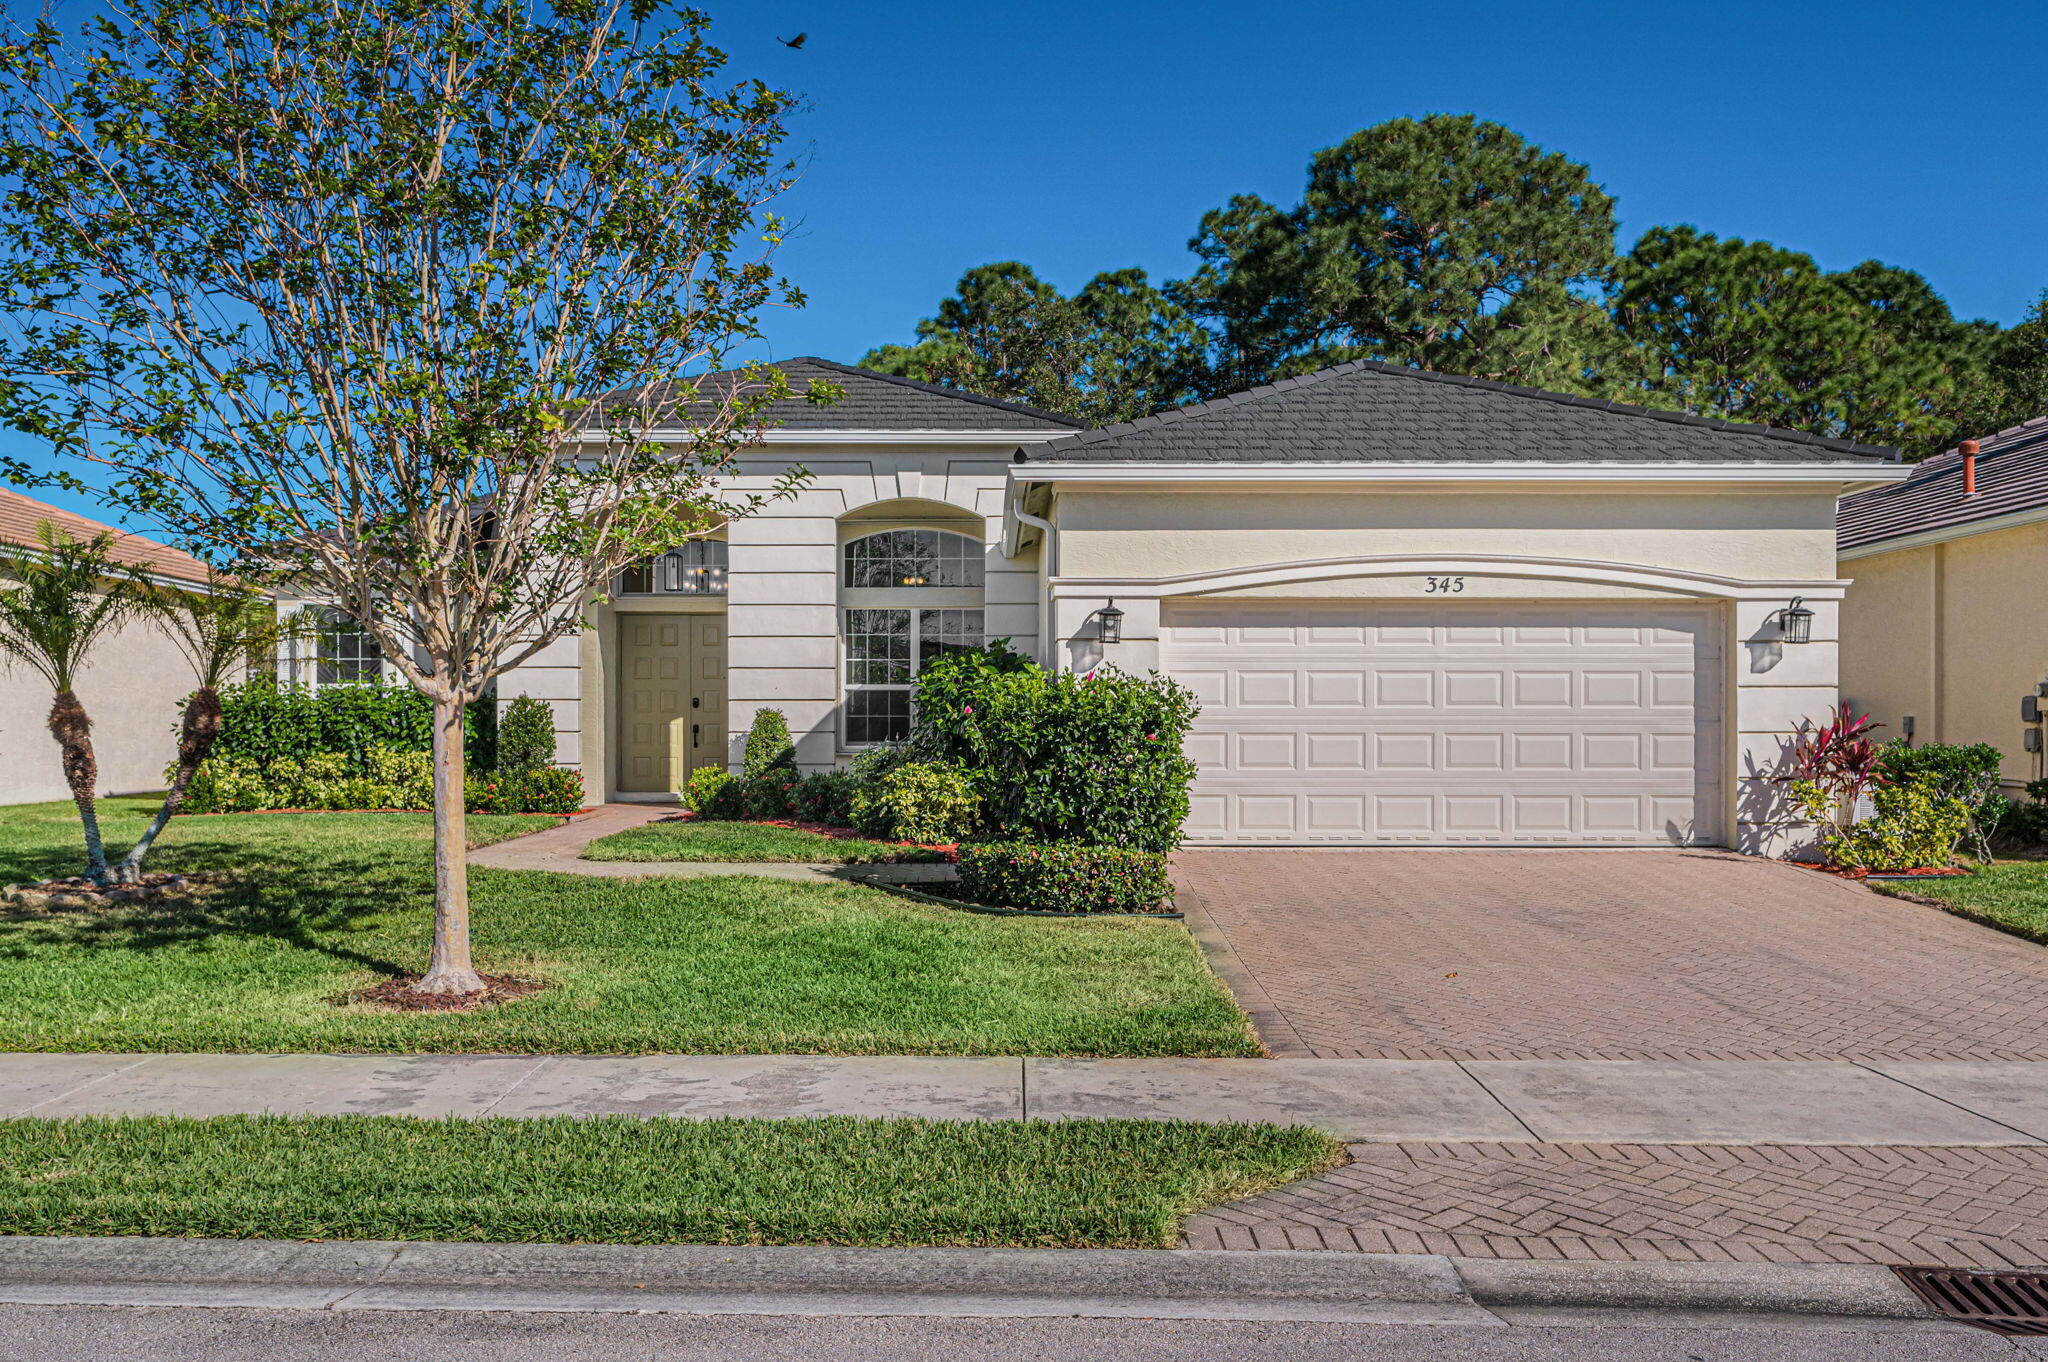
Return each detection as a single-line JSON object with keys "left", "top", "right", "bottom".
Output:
{"left": 868, "top": 113, "right": 2034, "bottom": 457}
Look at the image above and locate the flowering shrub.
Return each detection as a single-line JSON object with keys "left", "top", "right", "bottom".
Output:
{"left": 956, "top": 840, "right": 1172, "bottom": 914}
{"left": 464, "top": 766, "right": 584, "bottom": 815}
{"left": 682, "top": 765, "right": 740, "bottom": 818}
{"left": 740, "top": 767, "right": 803, "bottom": 820}
{"left": 792, "top": 771, "right": 858, "bottom": 826}
{"left": 913, "top": 645, "right": 1199, "bottom": 854}
{"left": 850, "top": 760, "right": 979, "bottom": 844}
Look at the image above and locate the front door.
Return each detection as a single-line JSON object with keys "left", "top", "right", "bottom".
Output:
{"left": 616, "top": 613, "right": 727, "bottom": 794}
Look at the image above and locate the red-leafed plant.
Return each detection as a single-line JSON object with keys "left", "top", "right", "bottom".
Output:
{"left": 1784, "top": 707, "right": 1886, "bottom": 802}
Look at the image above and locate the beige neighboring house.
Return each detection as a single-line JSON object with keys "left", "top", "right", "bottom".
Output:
{"left": 0, "top": 488, "right": 214, "bottom": 806}
{"left": 427, "top": 356, "right": 1899, "bottom": 855}
{"left": 1839, "top": 418, "right": 2048, "bottom": 788}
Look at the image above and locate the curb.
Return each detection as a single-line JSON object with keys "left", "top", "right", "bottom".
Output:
{"left": 0, "top": 1236, "right": 1955, "bottom": 1328}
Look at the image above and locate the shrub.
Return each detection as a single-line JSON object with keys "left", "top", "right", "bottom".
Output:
{"left": 743, "top": 708, "right": 797, "bottom": 777}
{"left": 210, "top": 678, "right": 491, "bottom": 771}
{"left": 791, "top": 771, "right": 858, "bottom": 826}
{"left": 463, "top": 766, "right": 584, "bottom": 815}
{"left": 2000, "top": 778, "right": 2048, "bottom": 847}
{"left": 497, "top": 694, "right": 557, "bottom": 774}
{"left": 849, "top": 760, "right": 980, "bottom": 844}
{"left": 913, "top": 647, "right": 1199, "bottom": 854}
{"left": 956, "top": 840, "right": 1173, "bottom": 915}
{"left": 1876, "top": 740, "right": 2006, "bottom": 861}
{"left": 682, "top": 766, "right": 738, "bottom": 818}
{"left": 1791, "top": 773, "right": 1973, "bottom": 872}
{"left": 182, "top": 745, "right": 435, "bottom": 812}
{"left": 740, "top": 770, "right": 803, "bottom": 821}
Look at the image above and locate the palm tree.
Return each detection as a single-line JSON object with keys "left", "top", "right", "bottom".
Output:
{"left": 112, "top": 574, "right": 293, "bottom": 882}
{"left": 0, "top": 522, "right": 141, "bottom": 883}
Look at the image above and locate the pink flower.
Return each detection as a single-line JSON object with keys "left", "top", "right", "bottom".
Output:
{"left": 1146, "top": 733, "right": 1157, "bottom": 741}
{"left": 963, "top": 705, "right": 973, "bottom": 715}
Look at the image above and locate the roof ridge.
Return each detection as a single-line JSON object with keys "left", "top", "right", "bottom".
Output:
{"left": 1017, "top": 357, "right": 1902, "bottom": 462}
{"left": 783, "top": 356, "right": 1087, "bottom": 428}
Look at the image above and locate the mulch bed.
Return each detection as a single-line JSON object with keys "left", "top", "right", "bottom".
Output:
{"left": 1, "top": 872, "right": 208, "bottom": 910}
{"left": 341, "top": 973, "right": 548, "bottom": 1013}
{"left": 1787, "top": 860, "right": 1971, "bottom": 881}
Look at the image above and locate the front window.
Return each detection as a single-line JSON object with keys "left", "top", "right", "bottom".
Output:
{"left": 841, "top": 527, "right": 987, "bottom": 746}
{"left": 309, "top": 607, "right": 382, "bottom": 685}
{"left": 619, "top": 540, "right": 728, "bottom": 596}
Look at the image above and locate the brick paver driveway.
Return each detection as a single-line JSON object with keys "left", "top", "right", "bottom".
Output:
{"left": 1176, "top": 848, "right": 2048, "bottom": 1061}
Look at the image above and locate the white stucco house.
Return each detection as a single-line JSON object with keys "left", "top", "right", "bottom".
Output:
{"left": 299, "top": 356, "right": 1910, "bottom": 852}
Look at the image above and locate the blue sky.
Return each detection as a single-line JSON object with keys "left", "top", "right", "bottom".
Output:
{"left": 11, "top": 0, "right": 2046, "bottom": 523}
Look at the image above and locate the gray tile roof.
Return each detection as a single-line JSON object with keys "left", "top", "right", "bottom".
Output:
{"left": 1012, "top": 359, "right": 1902, "bottom": 466}
{"left": 653, "top": 356, "right": 1082, "bottom": 433}
{"left": 1839, "top": 417, "right": 2048, "bottom": 552}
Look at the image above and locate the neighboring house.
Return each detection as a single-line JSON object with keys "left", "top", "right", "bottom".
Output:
{"left": 479, "top": 356, "right": 1901, "bottom": 854}
{"left": 1838, "top": 418, "right": 2048, "bottom": 788}
{"left": 0, "top": 488, "right": 213, "bottom": 805}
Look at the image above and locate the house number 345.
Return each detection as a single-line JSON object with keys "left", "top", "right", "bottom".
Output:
{"left": 1424, "top": 575, "right": 1466, "bottom": 594}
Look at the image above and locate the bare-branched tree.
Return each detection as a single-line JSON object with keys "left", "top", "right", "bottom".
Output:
{"left": 0, "top": 0, "right": 828, "bottom": 994}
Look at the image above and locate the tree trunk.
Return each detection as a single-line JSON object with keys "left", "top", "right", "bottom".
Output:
{"left": 415, "top": 688, "right": 484, "bottom": 995}
{"left": 113, "top": 685, "right": 222, "bottom": 884}
{"left": 48, "top": 688, "right": 108, "bottom": 885}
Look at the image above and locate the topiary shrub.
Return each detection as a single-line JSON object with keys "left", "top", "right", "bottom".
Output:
{"left": 681, "top": 765, "right": 738, "bottom": 818}
{"left": 497, "top": 694, "right": 557, "bottom": 774}
{"left": 956, "top": 840, "right": 1172, "bottom": 914}
{"left": 743, "top": 707, "right": 797, "bottom": 777}
{"left": 792, "top": 771, "right": 858, "bottom": 826}
{"left": 913, "top": 646, "right": 1199, "bottom": 854}
{"left": 209, "top": 678, "right": 492, "bottom": 771}
{"left": 849, "top": 760, "right": 979, "bottom": 844}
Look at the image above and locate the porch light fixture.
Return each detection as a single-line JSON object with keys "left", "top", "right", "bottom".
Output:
{"left": 1095, "top": 599, "right": 1124, "bottom": 645}
{"left": 1773, "top": 597, "right": 1814, "bottom": 645}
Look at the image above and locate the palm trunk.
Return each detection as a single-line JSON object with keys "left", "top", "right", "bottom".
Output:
{"left": 114, "top": 685, "right": 222, "bottom": 884}
{"left": 48, "top": 688, "right": 107, "bottom": 885}
{"left": 415, "top": 688, "right": 483, "bottom": 995}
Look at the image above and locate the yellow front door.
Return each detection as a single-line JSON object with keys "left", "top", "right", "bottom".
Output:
{"left": 616, "top": 614, "right": 727, "bottom": 794}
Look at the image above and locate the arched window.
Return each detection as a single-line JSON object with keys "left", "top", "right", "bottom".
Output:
{"left": 841, "top": 529, "right": 985, "bottom": 745}
{"left": 618, "top": 540, "right": 728, "bottom": 596}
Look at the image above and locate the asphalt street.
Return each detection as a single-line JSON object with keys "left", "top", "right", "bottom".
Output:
{"left": 1, "top": 1305, "right": 2045, "bottom": 1362}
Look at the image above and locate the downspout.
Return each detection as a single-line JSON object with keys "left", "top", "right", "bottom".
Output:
{"left": 1009, "top": 493, "right": 1056, "bottom": 668}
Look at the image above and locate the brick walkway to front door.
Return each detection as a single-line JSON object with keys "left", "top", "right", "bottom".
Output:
{"left": 1175, "top": 849, "right": 2048, "bottom": 1061}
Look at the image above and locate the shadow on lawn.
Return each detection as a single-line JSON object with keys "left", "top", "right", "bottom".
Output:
{"left": 0, "top": 851, "right": 413, "bottom": 980}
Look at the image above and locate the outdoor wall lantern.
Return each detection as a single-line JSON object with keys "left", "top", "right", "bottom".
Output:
{"left": 1095, "top": 598, "right": 1124, "bottom": 645}
{"left": 1772, "top": 597, "right": 1814, "bottom": 645}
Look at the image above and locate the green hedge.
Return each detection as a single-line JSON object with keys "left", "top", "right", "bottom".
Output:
{"left": 182, "top": 747, "right": 581, "bottom": 814}
{"left": 913, "top": 646, "right": 1199, "bottom": 855}
{"left": 211, "top": 679, "right": 495, "bottom": 771}
{"left": 956, "top": 841, "right": 1173, "bottom": 915}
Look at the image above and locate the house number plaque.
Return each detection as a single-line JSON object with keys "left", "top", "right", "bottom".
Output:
{"left": 1423, "top": 575, "right": 1467, "bottom": 594}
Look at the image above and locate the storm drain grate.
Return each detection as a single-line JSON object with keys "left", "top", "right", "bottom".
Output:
{"left": 1894, "top": 1266, "right": 2048, "bottom": 1334}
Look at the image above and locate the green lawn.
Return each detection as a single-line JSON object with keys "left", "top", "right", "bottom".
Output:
{"left": 0, "top": 798, "right": 1256, "bottom": 1056}
{"left": 583, "top": 817, "right": 948, "bottom": 864}
{"left": 0, "top": 1114, "right": 1338, "bottom": 1248}
{"left": 1873, "top": 858, "right": 2048, "bottom": 944}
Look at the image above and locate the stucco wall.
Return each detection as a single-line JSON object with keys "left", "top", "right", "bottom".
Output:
{"left": 1054, "top": 487, "right": 1843, "bottom": 583}
{"left": 1840, "top": 522, "right": 2048, "bottom": 786}
{"left": 0, "top": 608, "right": 199, "bottom": 805}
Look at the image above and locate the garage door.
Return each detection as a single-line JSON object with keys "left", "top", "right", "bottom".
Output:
{"left": 1163, "top": 601, "right": 1722, "bottom": 846}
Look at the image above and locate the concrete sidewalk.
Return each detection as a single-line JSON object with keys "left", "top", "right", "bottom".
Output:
{"left": 6, "top": 1052, "right": 2048, "bottom": 1145}
{"left": 0, "top": 1235, "right": 1960, "bottom": 1328}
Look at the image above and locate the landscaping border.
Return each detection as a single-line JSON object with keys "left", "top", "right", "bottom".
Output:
{"left": 862, "top": 877, "right": 1184, "bottom": 921}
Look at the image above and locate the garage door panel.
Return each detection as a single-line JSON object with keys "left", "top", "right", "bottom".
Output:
{"left": 1163, "top": 600, "right": 1721, "bottom": 847}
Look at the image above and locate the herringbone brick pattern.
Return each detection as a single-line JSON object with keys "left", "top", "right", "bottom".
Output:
{"left": 1176, "top": 849, "right": 2048, "bottom": 1060}
{"left": 1182, "top": 1142, "right": 2048, "bottom": 1267}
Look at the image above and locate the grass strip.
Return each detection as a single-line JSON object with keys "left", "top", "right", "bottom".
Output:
{"left": 581, "top": 818, "right": 946, "bottom": 864}
{"left": 0, "top": 1114, "right": 1341, "bottom": 1249}
{"left": 1872, "top": 859, "right": 2048, "bottom": 944}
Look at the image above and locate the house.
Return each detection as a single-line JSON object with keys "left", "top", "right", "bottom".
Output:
{"left": 482, "top": 356, "right": 1905, "bottom": 853}
{"left": 1838, "top": 418, "right": 2048, "bottom": 788}
{"left": 0, "top": 488, "right": 213, "bottom": 805}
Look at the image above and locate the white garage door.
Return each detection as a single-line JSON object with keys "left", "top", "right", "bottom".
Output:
{"left": 1163, "top": 601, "right": 1723, "bottom": 846}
